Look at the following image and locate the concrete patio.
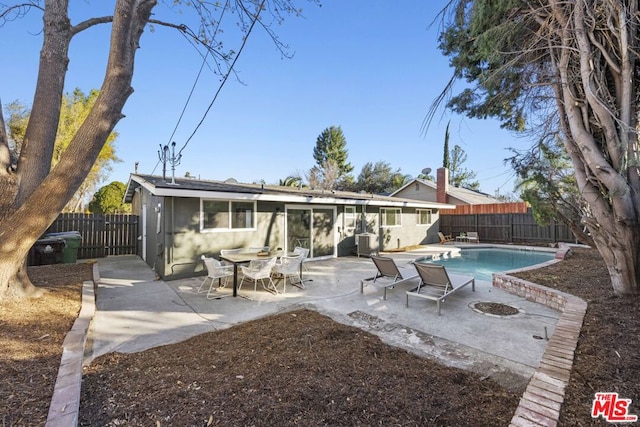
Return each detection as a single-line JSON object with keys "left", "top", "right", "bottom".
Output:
{"left": 86, "top": 249, "right": 561, "bottom": 391}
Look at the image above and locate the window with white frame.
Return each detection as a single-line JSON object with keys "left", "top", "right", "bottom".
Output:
{"left": 201, "top": 199, "right": 256, "bottom": 231}
{"left": 344, "top": 206, "right": 356, "bottom": 232}
{"left": 380, "top": 208, "right": 402, "bottom": 227}
{"left": 416, "top": 209, "right": 432, "bottom": 225}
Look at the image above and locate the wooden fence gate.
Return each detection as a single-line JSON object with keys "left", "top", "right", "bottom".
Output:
{"left": 45, "top": 213, "right": 139, "bottom": 259}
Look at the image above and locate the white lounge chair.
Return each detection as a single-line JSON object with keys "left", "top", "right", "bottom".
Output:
{"left": 406, "top": 263, "right": 475, "bottom": 315}
{"left": 361, "top": 255, "right": 419, "bottom": 300}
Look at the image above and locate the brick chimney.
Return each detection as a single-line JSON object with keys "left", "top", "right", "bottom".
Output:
{"left": 436, "top": 167, "right": 449, "bottom": 203}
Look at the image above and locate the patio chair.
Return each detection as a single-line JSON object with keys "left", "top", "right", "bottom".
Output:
{"left": 239, "top": 256, "right": 278, "bottom": 295}
{"left": 360, "top": 255, "right": 419, "bottom": 300}
{"left": 438, "top": 232, "right": 454, "bottom": 244}
{"left": 293, "top": 246, "right": 310, "bottom": 272}
{"left": 198, "top": 256, "right": 234, "bottom": 299}
{"left": 219, "top": 248, "right": 244, "bottom": 266}
{"left": 406, "top": 263, "right": 475, "bottom": 315}
{"left": 272, "top": 254, "right": 304, "bottom": 292}
{"left": 466, "top": 232, "right": 479, "bottom": 244}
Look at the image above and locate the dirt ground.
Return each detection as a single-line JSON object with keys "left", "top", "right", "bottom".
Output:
{"left": 0, "top": 247, "right": 638, "bottom": 426}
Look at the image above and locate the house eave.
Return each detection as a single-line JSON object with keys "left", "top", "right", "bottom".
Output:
{"left": 127, "top": 175, "right": 454, "bottom": 209}
{"left": 150, "top": 186, "right": 453, "bottom": 209}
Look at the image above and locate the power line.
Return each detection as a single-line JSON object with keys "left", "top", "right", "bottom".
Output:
{"left": 177, "top": 0, "right": 266, "bottom": 157}
{"left": 165, "top": 48, "right": 210, "bottom": 147}
{"left": 162, "top": 0, "right": 233, "bottom": 144}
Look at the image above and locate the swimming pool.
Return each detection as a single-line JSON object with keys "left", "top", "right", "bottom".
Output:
{"left": 418, "top": 247, "right": 555, "bottom": 281}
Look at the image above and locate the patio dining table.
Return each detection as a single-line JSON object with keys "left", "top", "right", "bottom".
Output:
{"left": 220, "top": 251, "right": 283, "bottom": 297}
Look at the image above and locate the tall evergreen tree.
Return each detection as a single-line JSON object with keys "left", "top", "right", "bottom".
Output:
{"left": 312, "top": 126, "right": 353, "bottom": 180}
{"left": 443, "top": 121, "right": 451, "bottom": 169}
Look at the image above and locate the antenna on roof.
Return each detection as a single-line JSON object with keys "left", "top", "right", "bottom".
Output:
{"left": 158, "top": 144, "right": 169, "bottom": 180}
{"left": 158, "top": 142, "right": 181, "bottom": 184}
{"left": 421, "top": 167, "right": 432, "bottom": 175}
{"left": 168, "top": 142, "right": 182, "bottom": 184}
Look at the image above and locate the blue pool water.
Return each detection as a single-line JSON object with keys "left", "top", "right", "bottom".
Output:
{"left": 418, "top": 248, "right": 555, "bottom": 281}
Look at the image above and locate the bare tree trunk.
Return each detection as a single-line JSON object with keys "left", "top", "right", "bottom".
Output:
{"left": 0, "top": 0, "right": 156, "bottom": 301}
{"left": 588, "top": 220, "right": 640, "bottom": 296}
{"left": 550, "top": 0, "right": 640, "bottom": 295}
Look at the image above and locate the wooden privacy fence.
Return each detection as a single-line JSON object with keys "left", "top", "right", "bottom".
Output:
{"left": 440, "top": 202, "right": 529, "bottom": 215}
{"left": 440, "top": 211, "right": 577, "bottom": 244}
{"left": 45, "top": 213, "right": 139, "bottom": 259}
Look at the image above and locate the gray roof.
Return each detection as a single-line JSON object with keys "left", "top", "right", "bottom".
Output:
{"left": 391, "top": 178, "right": 502, "bottom": 205}
{"left": 125, "top": 174, "right": 455, "bottom": 209}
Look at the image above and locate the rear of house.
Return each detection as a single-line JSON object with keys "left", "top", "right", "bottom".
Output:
{"left": 125, "top": 174, "right": 454, "bottom": 279}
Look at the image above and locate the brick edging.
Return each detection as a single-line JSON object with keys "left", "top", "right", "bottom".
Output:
{"left": 45, "top": 263, "right": 99, "bottom": 427}
{"left": 493, "top": 246, "right": 587, "bottom": 427}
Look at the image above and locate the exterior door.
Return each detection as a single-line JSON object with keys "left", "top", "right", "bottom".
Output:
{"left": 285, "top": 206, "right": 336, "bottom": 259}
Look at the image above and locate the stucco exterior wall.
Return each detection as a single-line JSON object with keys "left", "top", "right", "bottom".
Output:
{"left": 378, "top": 206, "right": 441, "bottom": 250}
{"left": 393, "top": 181, "right": 438, "bottom": 202}
{"left": 130, "top": 190, "right": 165, "bottom": 275}
{"left": 163, "top": 197, "right": 287, "bottom": 279}
{"left": 132, "top": 186, "right": 444, "bottom": 279}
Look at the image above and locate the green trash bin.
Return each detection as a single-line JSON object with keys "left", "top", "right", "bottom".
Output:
{"left": 44, "top": 231, "right": 82, "bottom": 263}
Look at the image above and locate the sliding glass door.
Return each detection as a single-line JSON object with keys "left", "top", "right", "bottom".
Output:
{"left": 285, "top": 206, "right": 336, "bottom": 259}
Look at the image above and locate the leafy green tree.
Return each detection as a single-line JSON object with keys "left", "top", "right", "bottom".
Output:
{"left": 0, "top": 0, "right": 315, "bottom": 301}
{"left": 4, "top": 101, "right": 28, "bottom": 159}
{"left": 6, "top": 90, "right": 120, "bottom": 212}
{"left": 312, "top": 126, "right": 353, "bottom": 182}
{"left": 433, "top": 0, "right": 640, "bottom": 295}
{"left": 449, "top": 145, "right": 479, "bottom": 190}
{"left": 278, "top": 175, "right": 303, "bottom": 187}
{"left": 88, "top": 181, "right": 131, "bottom": 214}
{"left": 354, "top": 161, "right": 408, "bottom": 194}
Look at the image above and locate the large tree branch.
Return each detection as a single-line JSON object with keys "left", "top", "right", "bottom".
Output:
{"left": 573, "top": 1, "right": 624, "bottom": 170}
{"left": 71, "top": 15, "right": 113, "bottom": 35}
{"left": 15, "top": 0, "right": 71, "bottom": 205}
{"left": 0, "top": 0, "right": 157, "bottom": 262}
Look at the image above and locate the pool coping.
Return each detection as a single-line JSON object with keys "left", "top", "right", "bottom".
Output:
{"left": 492, "top": 243, "right": 587, "bottom": 427}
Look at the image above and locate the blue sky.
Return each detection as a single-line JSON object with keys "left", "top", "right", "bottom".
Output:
{"left": 2, "top": 1, "right": 524, "bottom": 197}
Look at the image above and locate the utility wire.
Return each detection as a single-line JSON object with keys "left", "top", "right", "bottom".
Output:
{"left": 150, "top": 157, "right": 162, "bottom": 175}
{"left": 165, "top": 47, "right": 210, "bottom": 146}
{"left": 164, "top": 0, "right": 231, "bottom": 146}
{"left": 177, "top": 0, "right": 266, "bottom": 157}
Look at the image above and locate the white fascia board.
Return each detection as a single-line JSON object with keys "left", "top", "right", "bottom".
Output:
{"left": 145, "top": 186, "right": 453, "bottom": 209}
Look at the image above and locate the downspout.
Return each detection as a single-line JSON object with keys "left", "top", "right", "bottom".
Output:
{"left": 170, "top": 197, "right": 175, "bottom": 265}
